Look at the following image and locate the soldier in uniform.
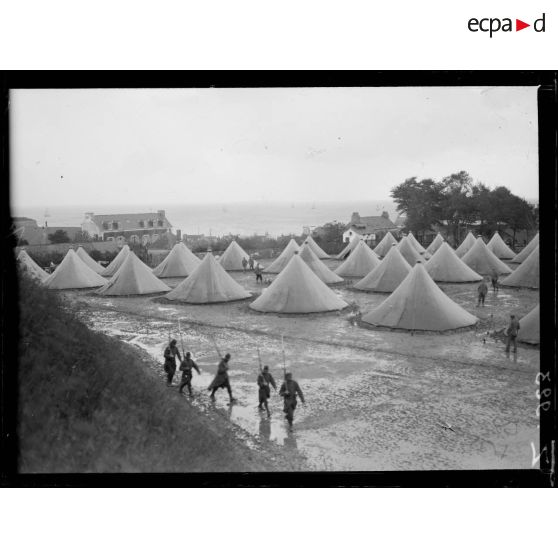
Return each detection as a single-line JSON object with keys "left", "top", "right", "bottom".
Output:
{"left": 178, "top": 351, "right": 201, "bottom": 396}
{"left": 257, "top": 365, "right": 277, "bottom": 416}
{"left": 254, "top": 262, "right": 263, "bottom": 284}
{"left": 242, "top": 257, "right": 248, "bottom": 271}
{"left": 248, "top": 255, "right": 255, "bottom": 270}
{"left": 491, "top": 271, "right": 499, "bottom": 293}
{"left": 477, "top": 278, "right": 488, "bottom": 307}
{"left": 208, "top": 353, "right": 235, "bottom": 403}
{"left": 505, "top": 314, "right": 520, "bottom": 354}
{"left": 279, "top": 372, "right": 305, "bottom": 430}
{"left": 164, "top": 339, "right": 182, "bottom": 386}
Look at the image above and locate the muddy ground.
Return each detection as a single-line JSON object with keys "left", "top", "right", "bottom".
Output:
{"left": 64, "top": 258, "right": 540, "bottom": 471}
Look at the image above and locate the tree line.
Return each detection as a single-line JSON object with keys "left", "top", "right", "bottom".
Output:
{"left": 391, "top": 171, "right": 538, "bottom": 245}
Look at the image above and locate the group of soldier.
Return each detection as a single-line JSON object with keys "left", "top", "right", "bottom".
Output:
{"left": 241, "top": 255, "right": 264, "bottom": 283}
{"left": 475, "top": 272, "right": 521, "bottom": 354}
{"left": 163, "top": 339, "right": 305, "bottom": 429}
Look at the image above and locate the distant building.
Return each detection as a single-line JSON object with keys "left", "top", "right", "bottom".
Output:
{"left": 342, "top": 212, "right": 399, "bottom": 244}
{"left": 81, "top": 210, "right": 173, "bottom": 245}
{"left": 12, "top": 217, "right": 47, "bottom": 245}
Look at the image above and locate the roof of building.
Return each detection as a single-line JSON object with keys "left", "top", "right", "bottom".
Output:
{"left": 345, "top": 216, "right": 397, "bottom": 234}
{"left": 88, "top": 212, "right": 173, "bottom": 229}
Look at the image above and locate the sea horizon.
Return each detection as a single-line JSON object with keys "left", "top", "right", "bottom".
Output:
{"left": 12, "top": 200, "right": 403, "bottom": 237}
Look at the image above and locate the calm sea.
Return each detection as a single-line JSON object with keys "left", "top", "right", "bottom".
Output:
{"left": 14, "top": 200, "right": 399, "bottom": 237}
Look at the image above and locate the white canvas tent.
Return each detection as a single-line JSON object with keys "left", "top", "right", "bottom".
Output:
{"left": 335, "top": 235, "right": 360, "bottom": 260}
{"left": 264, "top": 238, "right": 300, "bottom": 273}
{"left": 486, "top": 232, "right": 516, "bottom": 260}
{"left": 97, "top": 251, "right": 171, "bottom": 296}
{"left": 397, "top": 236, "right": 425, "bottom": 266}
{"left": 512, "top": 233, "right": 539, "bottom": 264}
{"left": 250, "top": 255, "right": 348, "bottom": 314}
{"left": 44, "top": 249, "right": 107, "bottom": 290}
{"left": 218, "top": 240, "right": 251, "bottom": 271}
{"left": 361, "top": 262, "right": 478, "bottom": 331}
{"left": 500, "top": 246, "right": 539, "bottom": 289}
{"left": 373, "top": 231, "right": 398, "bottom": 258}
{"left": 424, "top": 242, "right": 483, "bottom": 282}
{"left": 455, "top": 232, "right": 477, "bottom": 258}
{"left": 152, "top": 242, "right": 200, "bottom": 278}
{"left": 335, "top": 240, "right": 380, "bottom": 277}
{"left": 76, "top": 246, "right": 106, "bottom": 274}
{"left": 101, "top": 244, "right": 131, "bottom": 276}
{"left": 303, "top": 235, "right": 329, "bottom": 259}
{"left": 299, "top": 243, "right": 343, "bottom": 284}
{"left": 406, "top": 232, "right": 427, "bottom": 254}
{"left": 425, "top": 233, "right": 445, "bottom": 255}
{"left": 517, "top": 305, "right": 539, "bottom": 344}
{"left": 17, "top": 250, "right": 49, "bottom": 282}
{"left": 165, "top": 251, "right": 251, "bottom": 304}
{"left": 354, "top": 243, "right": 411, "bottom": 292}
{"left": 461, "top": 238, "right": 512, "bottom": 276}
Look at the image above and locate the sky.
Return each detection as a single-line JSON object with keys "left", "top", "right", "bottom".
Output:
{"left": 10, "top": 86, "right": 539, "bottom": 211}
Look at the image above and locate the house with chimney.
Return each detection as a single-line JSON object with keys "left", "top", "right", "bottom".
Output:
{"left": 342, "top": 212, "right": 400, "bottom": 245}
{"left": 81, "top": 210, "right": 174, "bottom": 245}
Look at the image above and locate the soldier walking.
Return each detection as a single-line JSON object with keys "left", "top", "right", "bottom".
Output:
{"left": 242, "top": 257, "right": 248, "bottom": 271}
{"left": 491, "top": 271, "right": 499, "bottom": 292}
{"left": 505, "top": 314, "right": 520, "bottom": 354}
{"left": 164, "top": 339, "right": 182, "bottom": 386}
{"left": 279, "top": 372, "right": 305, "bottom": 430}
{"left": 248, "top": 255, "right": 255, "bottom": 270}
{"left": 178, "top": 351, "right": 201, "bottom": 396}
{"left": 255, "top": 262, "right": 263, "bottom": 284}
{"left": 477, "top": 278, "right": 488, "bottom": 307}
{"left": 208, "top": 353, "right": 235, "bottom": 403}
{"left": 257, "top": 364, "right": 277, "bottom": 416}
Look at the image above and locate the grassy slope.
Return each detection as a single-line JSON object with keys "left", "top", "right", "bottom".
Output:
{"left": 17, "top": 274, "right": 281, "bottom": 473}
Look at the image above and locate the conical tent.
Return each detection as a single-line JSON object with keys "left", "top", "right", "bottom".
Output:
{"left": 218, "top": 240, "right": 250, "bottom": 271}
{"left": 512, "top": 233, "right": 539, "bottom": 264}
{"left": 424, "top": 242, "right": 483, "bottom": 283}
{"left": 250, "top": 255, "right": 348, "bottom": 314}
{"left": 264, "top": 238, "right": 300, "bottom": 273}
{"left": 76, "top": 246, "right": 106, "bottom": 274}
{"left": 501, "top": 246, "right": 539, "bottom": 289}
{"left": 101, "top": 244, "right": 131, "bottom": 276}
{"left": 44, "top": 249, "right": 107, "bottom": 290}
{"left": 303, "top": 235, "right": 329, "bottom": 259}
{"left": 335, "top": 235, "right": 360, "bottom": 260}
{"left": 517, "top": 305, "right": 539, "bottom": 345}
{"left": 374, "top": 231, "right": 398, "bottom": 258}
{"left": 165, "top": 252, "right": 251, "bottom": 303}
{"left": 461, "top": 238, "right": 512, "bottom": 276}
{"left": 299, "top": 243, "right": 343, "bottom": 284}
{"left": 354, "top": 243, "right": 411, "bottom": 292}
{"left": 455, "top": 232, "right": 477, "bottom": 258}
{"left": 406, "top": 232, "right": 426, "bottom": 254}
{"left": 361, "top": 262, "right": 478, "bottom": 331}
{"left": 152, "top": 242, "right": 200, "bottom": 277}
{"left": 335, "top": 240, "right": 380, "bottom": 277}
{"left": 426, "top": 233, "right": 444, "bottom": 255}
{"left": 486, "top": 232, "right": 516, "bottom": 260}
{"left": 17, "top": 250, "right": 49, "bottom": 282}
{"left": 397, "top": 236, "right": 425, "bottom": 266}
{"left": 97, "top": 251, "right": 171, "bottom": 296}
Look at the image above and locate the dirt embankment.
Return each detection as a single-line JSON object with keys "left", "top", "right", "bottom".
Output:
{"left": 18, "top": 275, "right": 305, "bottom": 473}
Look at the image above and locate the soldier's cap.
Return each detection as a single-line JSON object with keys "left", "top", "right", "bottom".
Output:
{"left": 263, "top": 365, "right": 269, "bottom": 371}
{"left": 170, "top": 339, "right": 177, "bottom": 345}
{"left": 285, "top": 372, "right": 293, "bottom": 378}
{"left": 186, "top": 352, "right": 191, "bottom": 357}
{"left": 225, "top": 353, "right": 231, "bottom": 360}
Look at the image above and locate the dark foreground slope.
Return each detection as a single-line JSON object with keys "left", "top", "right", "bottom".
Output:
{"left": 17, "top": 275, "right": 287, "bottom": 473}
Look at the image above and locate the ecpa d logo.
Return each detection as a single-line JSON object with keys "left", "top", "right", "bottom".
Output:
{"left": 468, "top": 13, "right": 546, "bottom": 37}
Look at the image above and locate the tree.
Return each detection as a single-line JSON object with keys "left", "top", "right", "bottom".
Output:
{"left": 73, "top": 230, "right": 91, "bottom": 243}
{"left": 48, "top": 230, "right": 71, "bottom": 244}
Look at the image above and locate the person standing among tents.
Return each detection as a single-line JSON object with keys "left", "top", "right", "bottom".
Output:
{"left": 178, "top": 351, "right": 201, "bottom": 396}
{"left": 164, "top": 339, "right": 182, "bottom": 386}
{"left": 477, "top": 278, "right": 488, "bottom": 307}
{"left": 208, "top": 353, "right": 235, "bottom": 403}
{"left": 491, "top": 271, "right": 499, "bottom": 293}
{"left": 242, "top": 257, "right": 248, "bottom": 272}
{"left": 257, "top": 365, "right": 277, "bottom": 416}
{"left": 248, "top": 255, "right": 255, "bottom": 270}
{"left": 279, "top": 372, "right": 305, "bottom": 430}
{"left": 505, "top": 314, "right": 520, "bottom": 354}
{"left": 254, "top": 262, "right": 263, "bottom": 284}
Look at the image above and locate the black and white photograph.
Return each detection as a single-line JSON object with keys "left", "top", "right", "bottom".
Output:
{"left": 4, "top": 78, "right": 550, "bottom": 480}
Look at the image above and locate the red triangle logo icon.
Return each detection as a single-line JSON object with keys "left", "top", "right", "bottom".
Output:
{"left": 516, "top": 19, "right": 530, "bottom": 31}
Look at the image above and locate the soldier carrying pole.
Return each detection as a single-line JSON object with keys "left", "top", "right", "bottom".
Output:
{"left": 279, "top": 336, "right": 305, "bottom": 430}
{"left": 257, "top": 347, "right": 276, "bottom": 417}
